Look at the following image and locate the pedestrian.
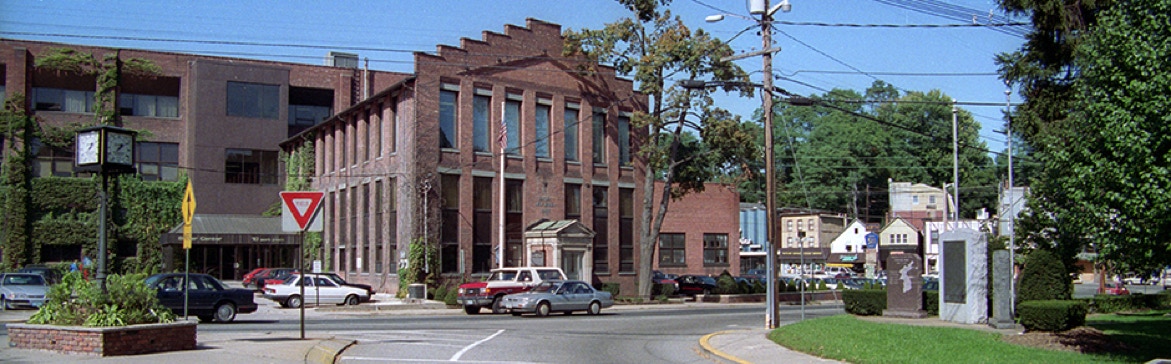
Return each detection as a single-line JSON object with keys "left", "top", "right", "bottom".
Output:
{"left": 69, "top": 259, "right": 79, "bottom": 273}
{"left": 82, "top": 255, "right": 93, "bottom": 280}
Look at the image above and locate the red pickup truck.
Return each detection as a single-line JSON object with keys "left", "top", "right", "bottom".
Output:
{"left": 457, "top": 267, "right": 567, "bottom": 314}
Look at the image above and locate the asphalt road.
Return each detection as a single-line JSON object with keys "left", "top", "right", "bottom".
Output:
{"left": 195, "top": 301, "right": 846, "bottom": 364}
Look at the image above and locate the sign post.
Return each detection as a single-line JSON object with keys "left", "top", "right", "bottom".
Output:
{"left": 281, "top": 191, "right": 324, "bottom": 340}
{"left": 181, "top": 180, "right": 196, "bottom": 319}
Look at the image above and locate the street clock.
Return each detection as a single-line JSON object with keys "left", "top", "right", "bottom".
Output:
{"left": 75, "top": 125, "right": 137, "bottom": 174}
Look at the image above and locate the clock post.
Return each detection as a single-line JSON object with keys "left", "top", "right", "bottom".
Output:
{"left": 75, "top": 125, "right": 137, "bottom": 292}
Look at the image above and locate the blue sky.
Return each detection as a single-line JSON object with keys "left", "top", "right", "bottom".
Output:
{"left": 0, "top": 0, "right": 1024, "bottom": 153}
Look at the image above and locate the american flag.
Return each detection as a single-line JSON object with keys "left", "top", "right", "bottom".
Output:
{"left": 498, "top": 112, "right": 508, "bottom": 152}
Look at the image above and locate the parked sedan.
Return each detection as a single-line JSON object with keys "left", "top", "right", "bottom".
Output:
{"left": 500, "top": 280, "right": 613, "bottom": 317}
{"left": 676, "top": 275, "right": 718, "bottom": 296}
{"left": 240, "top": 268, "right": 268, "bottom": 289}
{"left": 318, "top": 273, "right": 375, "bottom": 300}
{"left": 253, "top": 268, "right": 298, "bottom": 291}
{"left": 263, "top": 273, "right": 369, "bottom": 308}
{"left": 144, "top": 273, "right": 257, "bottom": 322}
{"left": 0, "top": 273, "right": 49, "bottom": 310}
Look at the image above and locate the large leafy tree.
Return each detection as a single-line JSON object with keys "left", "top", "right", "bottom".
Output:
{"left": 1026, "top": 0, "right": 1171, "bottom": 273}
{"left": 771, "top": 83, "right": 995, "bottom": 220}
{"left": 996, "top": 0, "right": 1115, "bottom": 152}
{"left": 564, "top": 4, "right": 754, "bottom": 298}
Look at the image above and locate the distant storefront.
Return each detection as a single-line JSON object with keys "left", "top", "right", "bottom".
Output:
{"left": 160, "top": 214, "right": 301, "bottom": 280}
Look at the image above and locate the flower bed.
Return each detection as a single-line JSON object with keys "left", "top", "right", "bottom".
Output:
{"left": 7, "top": 320, "right": 197, "bottom": 356}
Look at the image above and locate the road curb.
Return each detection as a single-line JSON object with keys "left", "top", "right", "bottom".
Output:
{"left": 699, "top": 330, "right": 752, "bottom": 364}
{"left": 305, "top": 338, "right": 355, "bottom": 364}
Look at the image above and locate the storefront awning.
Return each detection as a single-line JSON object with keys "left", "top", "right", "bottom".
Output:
{"left": 160, "top": 214, "right": 301, "bottom": 246}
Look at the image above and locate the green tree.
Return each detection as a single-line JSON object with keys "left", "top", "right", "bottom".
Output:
{"left": 1025, "top": 0, "right": 1171, "bottom": 273}
{"left": 996, "top": 0, "right": 1115, "bottom": 152}
{"left": 564, "top": 4, "right": 754, "bottom": 299}
{"left": 771, "top": 83, "right": 996, "bottom": 220}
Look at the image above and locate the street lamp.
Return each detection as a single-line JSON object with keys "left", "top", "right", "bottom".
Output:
{"left": 75, "top": 125, "right": 137, "bottom": 292}
{"left": 703, "top": 0, "right": 791, "bottom": 330}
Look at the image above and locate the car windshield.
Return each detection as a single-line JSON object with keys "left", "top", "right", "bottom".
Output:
{"left": 530, "top": 281, "right": 562, "bottom": 293}
{"left": 488, "top": 271, "right": 517, "bottom": 281}
{"left": 3, "top": 274, "right": 45, "bottom": 286}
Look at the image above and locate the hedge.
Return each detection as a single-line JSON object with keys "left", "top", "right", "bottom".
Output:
{"left": 1017, "top": 300, "right": 1087, "bottom": 332}
{"left": 843, "top": 289, "right": 939, "bottom": 316}
{"left": 843, "top": 289, "right": 886, "bottom": 315}
{"left": 1083, "top": 292, "right": 1171, "bottom": 314}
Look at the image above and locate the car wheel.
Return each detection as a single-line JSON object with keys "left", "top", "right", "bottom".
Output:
{"left": 345, "top": 294, "right": 360, "bottom": 306}
{"left": 213, "top": 302, "right": 237, "bottom": 323}
{"left": 464, "top": 305, "right": 481, "bottom": 315}
{"left": 491, "top": 296, "right": 506, "bottom": 314}
{"left": 535, "top": 301, "right": 551, "bottom": 317}
{"left": 287, "top": 295, "right": 303, "bottom": 309}
{"left": 587, "top": 301, "right": 601, "bottom": 315}
{"left": 0, "top": 296, "right": 7, "bottom": 311}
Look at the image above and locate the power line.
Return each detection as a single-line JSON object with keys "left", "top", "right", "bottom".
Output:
{"left": 786, "top": 70, "right": 999, "bottom": 77}
{"left": 773, "top": 20, "right": 1028, "bottom": 28}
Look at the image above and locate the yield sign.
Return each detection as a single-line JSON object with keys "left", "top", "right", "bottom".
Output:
{"left": 281, "top": 191, "right": 324, "bottom": 232}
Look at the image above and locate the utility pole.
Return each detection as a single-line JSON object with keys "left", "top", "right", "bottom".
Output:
{"left": 761, "top": 0, "right": 780, "bottom": 330}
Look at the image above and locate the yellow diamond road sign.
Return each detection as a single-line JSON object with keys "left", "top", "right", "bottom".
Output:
{"left": 182, "top": 180, "right": 196, "bottom": 224}
{"left": 182, "top": 180, "right": 195, "bottom": 249}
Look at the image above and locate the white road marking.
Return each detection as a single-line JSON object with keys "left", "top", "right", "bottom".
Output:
{"left": 450, "top": 329, "right": 505, "bottom": 361}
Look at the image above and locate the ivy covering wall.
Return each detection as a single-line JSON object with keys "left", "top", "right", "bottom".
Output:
{"left": 0, "top": 49, "right": 181, "bottom": 273}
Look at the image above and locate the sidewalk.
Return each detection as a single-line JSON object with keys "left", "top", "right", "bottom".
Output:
{"left": 701, "top": 328, "right": 843, "bottom": 364}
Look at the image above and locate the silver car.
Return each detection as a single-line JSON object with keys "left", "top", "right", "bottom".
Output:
{"left": 0, "top": 273, "right": 49, "bottom": 310}
{"left": 500, "top": 280, "right": 613, "bottom": 317}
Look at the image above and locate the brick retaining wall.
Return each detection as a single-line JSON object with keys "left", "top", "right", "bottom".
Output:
{"left": 6, "top": 321, "right": 197, "bottom": 356}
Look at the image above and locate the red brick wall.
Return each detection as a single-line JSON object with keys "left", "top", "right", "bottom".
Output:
{"left": 653, "top": 182, "right": 741, "bottom": 277}
{"left": 7, "top": 321, "right": 197, "bottom": 356}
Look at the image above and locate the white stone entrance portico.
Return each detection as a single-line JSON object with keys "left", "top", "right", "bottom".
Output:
{"left": 524, "top": 219, "right": 596, "bottom": 281}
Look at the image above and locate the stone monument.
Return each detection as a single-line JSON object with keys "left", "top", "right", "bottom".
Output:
{"left": 988, "top": 249, "right": 1020, "bottom": 329}
{"left": 883, "top": 253, "right": 927, "bottom": 318}
{"left": 939, "top": 228, "right": 987, "bottom": 324}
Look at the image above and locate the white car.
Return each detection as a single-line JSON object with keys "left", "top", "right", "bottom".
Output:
{"left": 263, "top": 273, "right": 369, "bottom": 308}
{"left": 0, "top": 273, "right": 49, "bottom": 310}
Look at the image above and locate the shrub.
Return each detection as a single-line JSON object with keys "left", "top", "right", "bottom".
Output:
{"left": 443, "top": 286, "right": 459, "bottom": 305}
{"left": 737, "top": 280, "right": 751, "bottom": 294}
{"left": 842, "top": 288, "right": 938, "bottom": 316}
{"left": 843, "top": 289, "right": 887, "bottom": 316}
{"left": 432, "top": 285, "right": 447, "bottom": 301}
{"left": 715, "top": 271, "right": 739, "bottom": 294}
{"left": 751, "top": 280, "right": 765, "bottom": 294}
{"left": 1085, "top": 293, "right": 1165, "bottom": 313}
{"left": 658, "top": 283, "right": 676, "bottom": 297}
{"left": 1016, "top": 250, "right": 1071, "bottom": 306}
{"left": 923, "top": 290, "right": 939, "bottom": 316}
{"left": 601, "top": 282, "right": 621, "bottom": 298}
{"left": 29, "top": 271, "right": 175, "bottom": 327}
{"left": 1017, "top": 300, "right": 1087, "bottom": 332}
{"left": 816, "top": 280, "right": 828, "bottom": 291}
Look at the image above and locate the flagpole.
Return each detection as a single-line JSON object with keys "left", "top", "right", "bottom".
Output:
{"left": 498, "top": 101, "right": 506, "bottom": 269}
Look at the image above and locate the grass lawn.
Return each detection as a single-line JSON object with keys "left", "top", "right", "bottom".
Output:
{"left": 769, "top": 313, "right": 1169, "bottom": 363}
{"left": 1084, "top": 311, "right": 1171, "bottom": 362}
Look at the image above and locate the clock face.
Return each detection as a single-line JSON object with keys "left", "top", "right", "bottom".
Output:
{"left": 105, "top": 132, "right": 134, "bottom": 166}
{"left": 76, "top": 131, "right": 101, "bottom": 165}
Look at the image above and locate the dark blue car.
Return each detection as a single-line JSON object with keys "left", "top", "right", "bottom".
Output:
{"left": 145, "top": 273, "right": 257, "bottom": 323}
